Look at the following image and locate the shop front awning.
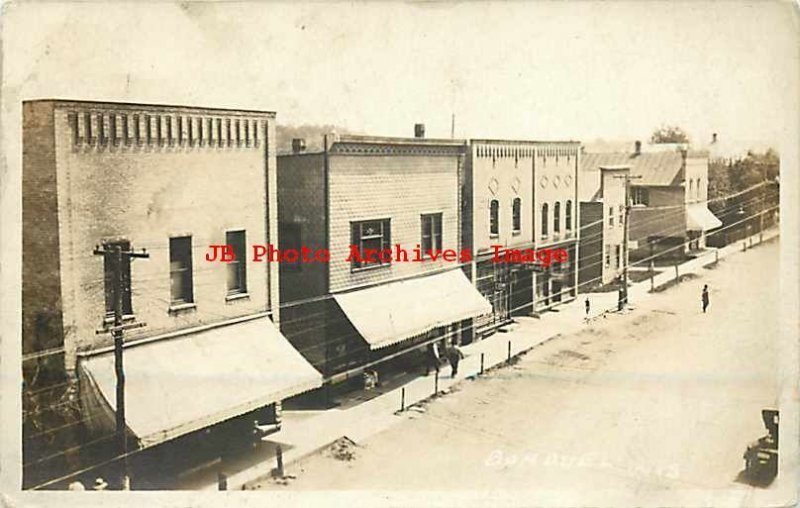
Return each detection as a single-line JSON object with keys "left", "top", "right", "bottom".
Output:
{"left": 333, "top": 269, "right": 493, "bottom": 350}
{"left": 687, "top": 204, "right": 723, "bottom": 232}
{"left": 78, "top": 316, "right": 322, "bottom": 448}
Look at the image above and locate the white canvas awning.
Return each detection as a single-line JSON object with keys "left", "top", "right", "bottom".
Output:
{"left": 687, "top": 204, "right": 723, "bottom": 232}
{"left": 79, "top": 316, "right": 322, "bottom": 448}
{"left": 333, "top": 269, "right": 492, "bottom": 350}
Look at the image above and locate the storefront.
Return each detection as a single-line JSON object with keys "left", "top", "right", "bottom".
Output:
{"left": 78, "top": 316, "right": 323, "bottom": 449}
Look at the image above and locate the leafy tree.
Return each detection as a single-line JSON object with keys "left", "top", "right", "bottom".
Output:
{"left": 649, "top": 125, "right": 690, "bottom": 144}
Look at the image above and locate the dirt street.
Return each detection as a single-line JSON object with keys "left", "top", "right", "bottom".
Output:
{"left": 256, "top": 240, "right": 781, "bottom": 499}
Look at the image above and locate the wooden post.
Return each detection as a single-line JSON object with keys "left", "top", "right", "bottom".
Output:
{"left": 649, "top": 260, "right": 655, "bottom": 292}
{"left": 218, "top": 472, "right": 227, "bottom": 491}
{"left": 507, "top": 340, "right": 511, "bottom": 362}
{"left": 480, "top": 353, "right": 485, "bottom": 375}
{"left": 275, "top": 445, "right": 284, "bottom": 478}
{"left": 674, "top": 264, "right": 679, "bottom": 281}
{"left": 434, "top": 371, "right": 439, "bottom": 394}
{"left": 400, "top": 387, "right": 405, "bottom": 412}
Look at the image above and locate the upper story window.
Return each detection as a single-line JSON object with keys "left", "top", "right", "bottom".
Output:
{"left": 565, "top": 200, "right": 572, "bottom": 231}
{"left": 608, "top": 207, "right": 614, "bottom": 227}
{"left": 170, "top": 236, "right": 194, "bottom": 305}
{"left": 421, "top": 213, "right": 443, "bottom": 255}
{"left": 554, "top": 202, "right": 561, "bottom": 233}
{"left": 351, "top": 219, "right": 391, "bottom": 271}
{"left": 541, "top": 203, "right": 549, "bottom": 238}
{"left": 103, "top": 240, "right": 133, "bottom": 320}
{"left": 489, "top": 200, "right": 499, "bottom": 237}
{"left": 512, "top": 198, "right": 521, "bottom": 234}
{"left": 632, "top": 186, "right": 649, "bottom": 206}
{"left": 226, "top": 230, "right": 247, "bottom": 295}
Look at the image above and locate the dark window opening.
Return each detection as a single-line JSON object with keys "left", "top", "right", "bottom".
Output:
{"left": 170, "top": 236, "right": 194, "bottom": 304}
{"left": 226, "top": 230, "right": 247, "bottom": 295}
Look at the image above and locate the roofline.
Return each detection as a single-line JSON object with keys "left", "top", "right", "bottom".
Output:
{"left": 23, "top": 98, "right": 277, "bottom": 117}
{"left": 337, "top": 134, "right": 467, "bottom": 147}
{"left": 470, "top": 138, "right": 581, "bottom": 146}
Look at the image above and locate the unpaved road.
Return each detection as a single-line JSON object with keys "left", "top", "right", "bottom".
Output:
{"left": 256, "top": 240, "right": 785, "bottom": 503}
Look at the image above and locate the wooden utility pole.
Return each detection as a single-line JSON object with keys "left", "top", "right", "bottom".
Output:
{"left": 93, "top": 242, "right": 149, "bottom": 490}
{"left": 615, "top": 174, "right": 641, "bottom": 307}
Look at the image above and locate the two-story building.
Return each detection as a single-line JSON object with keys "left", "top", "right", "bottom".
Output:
{"left": 278, "top": 131, "right": 491, "bottom": 387}
{"left": 577, "top": 165, "right": 630, "bottom": 291}
{"left": 22, "top": 100, "right": 322, "bottom": 488}
{"left": 463, "top": 140, "right": 581, "bottom": 329}
{"left": 580, "top": 142, "right": 721, "bottom": 262}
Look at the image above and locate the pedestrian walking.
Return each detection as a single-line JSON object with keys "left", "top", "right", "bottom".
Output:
{"left": 702, "top": 285, "right": 709, "bottom": 313}
{"left": 584, "top": 297, "right": 590, "bottom": 316}
{"left": 425, "top": 342, "right": 441, "bottom": 375}
{"left": 447, "top": 345, "right": 465, "bottom": 378}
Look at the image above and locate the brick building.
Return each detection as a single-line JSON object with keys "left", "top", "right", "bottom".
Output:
{"left": 580, "top": 142, "right": 721, "bottom": 262}
{"left": 22, "top": 100, "right": 321, "bottom": 487}
{"left": 577, "top": 165, "right": 630, "bottom": 290}
{"left": 278, "top": 132, "right": 491, "bottom": 386}
{"left": 463, "top": 140, "right": 581, "bottom": 331}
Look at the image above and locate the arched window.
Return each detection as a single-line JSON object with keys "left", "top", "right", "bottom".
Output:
{"left": 512, "top": 198, "right": 521, "bottom": 233}
{"left": 541, "top": 203, "right": 549, "bottom": 237}
{"left": 554, "top": 202, "right": 561, "bottom": 233}
{"left": 490, "top": 199, "right": 499, "bottom": 236}
{"left": 565, "top": 200, "right": 573, "bottom": 230}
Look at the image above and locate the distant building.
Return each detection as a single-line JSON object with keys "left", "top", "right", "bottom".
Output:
{"left": 22, "top": 100, "right": 321, "bottom": 487}
{"left": 463, "top": 140, "right": 581, "bottom": 333}
{"left": 278, "top": 131, "right": 491, "bottom": 384}
{"left": 580, "top": 142, "right": 721, "bottom": 262}
{"left": 578, "top": 165, "right": 630, "bottom": 291}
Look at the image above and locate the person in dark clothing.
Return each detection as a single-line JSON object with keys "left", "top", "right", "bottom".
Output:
{"left": 447, "top": 345, "right": 465, "bottom": 378}
{"left": 425, "top": 342, "right": 441, "bottom": 375}
{"left": 702, "top": 285, "right": 709, "bottom": 313}
{"left": 584, "top": 297, "right": 590, "bottom": 316}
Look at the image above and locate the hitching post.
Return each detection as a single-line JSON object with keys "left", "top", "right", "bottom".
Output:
{"left": 275, "top": 445, "right": 284, "bottom": 478}
{"left": 434, "top": 371, "right": 439, "bottom": 394}
{"left": 400, "top": 387, "right": 405, "bottom": 412}
{"left": 480, "top": 353, "right": 485, "bottom": 375}
{"left": 507, "top": 340, "right": 511, "bottom": 363}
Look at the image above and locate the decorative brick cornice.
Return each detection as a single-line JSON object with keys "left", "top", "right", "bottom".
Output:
{"left": 66, "top": 109, "right": 267, "bottom": 151}
{"left": 330, "top": 141, "right": 464, "bottom": 157}
{"left": 473, "top": 140, "right": 580, "bottom": 161}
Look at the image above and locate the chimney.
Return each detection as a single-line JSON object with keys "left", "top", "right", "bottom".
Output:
{"left": 634, "top": 140, "right": 642, "bottom": 155}
{"left": 711, "top": 133, "right": 718, "bottom": 144}
{"left": 414, "top": 123, "right": 426, "bottom": 138}
{"left": 291, "top": 138, "right": 306, "bottom": 154}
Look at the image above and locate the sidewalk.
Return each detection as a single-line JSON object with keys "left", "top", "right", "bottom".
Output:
{"left": 184, "top": 227, "right": 778, "bottom": 490}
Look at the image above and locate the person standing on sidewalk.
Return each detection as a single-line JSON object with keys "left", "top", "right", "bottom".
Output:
{"left": 585, "top": 297, "right": 590, "bottom": 316}
{"left": 447, "top": 345, "right": 465, "bottom": 378}
{"left": 425, "top": 342, "right": 441, "bottom": 375}
{"left": 702, "top": 285, "right": 710, "bottom": 313}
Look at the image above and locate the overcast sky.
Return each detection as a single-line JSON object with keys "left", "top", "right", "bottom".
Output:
{"left": 2, "top": 1, "right": 797, "bottom": 150}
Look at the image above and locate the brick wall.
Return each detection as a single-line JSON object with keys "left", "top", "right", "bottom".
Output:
{"left": 470, "top": 142, "right": 536, "bottom": 255}
{"left": 327, "top": 153, "right": 461, "bottom": 293}
{"left": 23, "top": 101, "right": 277, "bottom": 371}
{"left": 578, "top": 201, "right": 603, "bottom": 290}
{"left": 22, "top": 102, "right": 65, "bottom": 357}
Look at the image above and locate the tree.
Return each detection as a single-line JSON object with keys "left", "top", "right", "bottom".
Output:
{"left": 649, "top": 125, "right": 690, "bottom": 144}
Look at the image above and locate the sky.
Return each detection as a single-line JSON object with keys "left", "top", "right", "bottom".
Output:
{"left": 2, "top": 1, "right": 798, "bottom": 152}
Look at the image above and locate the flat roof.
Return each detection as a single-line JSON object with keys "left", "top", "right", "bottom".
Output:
{"left": 470, "top": 138, "right": 581, "bottom": 145}
{"left": 23, "top": 98, "right": 276, "bottom": 117}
